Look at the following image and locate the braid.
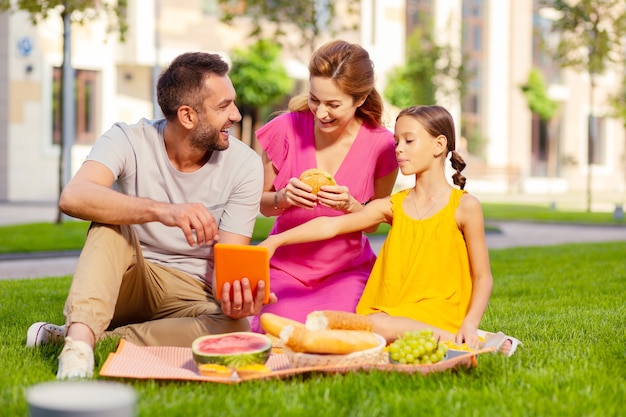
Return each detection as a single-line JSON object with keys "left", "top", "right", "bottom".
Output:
{"left": 450, "top": 150, "right": 467, "bottom": 190}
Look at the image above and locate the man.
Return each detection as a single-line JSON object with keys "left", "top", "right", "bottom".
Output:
{"left": 26, "top": 52, "right": 276, "bottom": 379}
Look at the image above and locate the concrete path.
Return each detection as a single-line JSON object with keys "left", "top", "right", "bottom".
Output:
{"left": 0, "top": 202, "right": 624, "bottom": 280}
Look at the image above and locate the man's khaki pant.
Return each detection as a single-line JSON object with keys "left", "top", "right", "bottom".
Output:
{"left": 63, "top": 223, "right": 248, "bottom": 346}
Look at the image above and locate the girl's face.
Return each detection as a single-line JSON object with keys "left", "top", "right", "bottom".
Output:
{"left": 308, "top": 76, "right": 362, "bottom": 134}
{"left": 394, "top": 115, "right": 437, "bottom": 176}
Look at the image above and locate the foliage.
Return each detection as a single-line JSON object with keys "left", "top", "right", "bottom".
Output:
{"left": 228, "top": 39, "right": 294, "bottom": 145}
{"left": 465, "top": 128, "right": 488, "bottom": 160}
{"left": 0, "top": 0, "right": 128, "bottom": 41}
{"left": 549, "top": 0, "right": 625, "bottom": 77}
{"left": 230, "top": 40, "right": 294, "bottom": 109}
{"left": 384, "top": 27, "right": 438, "bottom": 108}
{"left": 520, "top": 67, "right": 559, "bottom": 121}
{"left": 2, "top": 242, "right": 626, "bottom": 416}
{"left": 546, "top": 0, "right": 626, "bottom": 211}
{"left": 217, "top": 0, "right": 358, "bottom": 56}
{"left": 608, "top": 75, "right": 626, "bottom": 127}
{"left": 384, "top": 25, "right": 468, "bottom": 109}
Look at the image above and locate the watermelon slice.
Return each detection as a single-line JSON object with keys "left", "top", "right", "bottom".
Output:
{"left": 191, "top": 332, "right": 272, "bottom": 369}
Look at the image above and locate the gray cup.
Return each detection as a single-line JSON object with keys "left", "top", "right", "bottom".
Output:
{"left": 27, "top": 380, "right": 137, "bottom": 417}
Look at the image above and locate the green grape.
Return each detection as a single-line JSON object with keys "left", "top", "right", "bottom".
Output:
{"left": 388, "top": 328, "right": 449, "bottom": 365}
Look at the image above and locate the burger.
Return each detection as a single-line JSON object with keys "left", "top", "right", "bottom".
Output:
{"left": 299, "top": 168, "right": 337, "bottom": 195}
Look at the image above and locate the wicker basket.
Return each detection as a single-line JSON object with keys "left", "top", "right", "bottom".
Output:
{"left": 284, "top": 333, "right": 387, "bottom": 368}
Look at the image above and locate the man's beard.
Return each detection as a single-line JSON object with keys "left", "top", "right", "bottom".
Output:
{"left": 189, "top": 116, "right": 229, "bottom": 152}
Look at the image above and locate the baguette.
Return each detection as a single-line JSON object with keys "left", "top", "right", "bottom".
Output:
{"left": 280, "top": 325, "right": 380, "bottom": 354}
{"left": 305, "top": 310, "right": 374, "bottom": 332}
{"left": 259, "top": 312, "right": 305, "bottom": 338}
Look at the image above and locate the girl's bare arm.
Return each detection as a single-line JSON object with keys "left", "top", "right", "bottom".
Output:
{"left": 259, "top": 197, "right": 392, "bottom": 257}
{"left": 455, "top": 193, "right": 494, "bottom": 347}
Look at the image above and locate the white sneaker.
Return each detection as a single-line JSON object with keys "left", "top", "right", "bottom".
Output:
{"left": 56, "top": 336, "right": 94, "bottom": 380}
{"left": 26, "top": 322, "right": 67, "bottom": 347}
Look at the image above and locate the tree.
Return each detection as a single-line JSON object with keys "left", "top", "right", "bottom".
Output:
{"left": 608, "top": 75, "right": 626, "bottom": 200}
{"left": 217, "top": 0, "right": 358, "bottom": 57}
{"left": 608, "top": 75, "right": 626, "bottom": 127}
{"left": 229, "top": 39, "right": 294, "bottom": 148}
{"left": 547, "top": 0, "right": 626, "bottom": 212}
{"left": 0, "top": 0, "right": 127, "bottom": 223}
{"left": 384, "top": 26, "right": 468, "bottom": 110}
{"left": 521, "top": 67, "right": 560, "bottom": 176}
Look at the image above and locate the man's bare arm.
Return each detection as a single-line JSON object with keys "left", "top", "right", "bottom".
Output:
{"left": 59, "top": 160, "right": 219, "bottom": 246}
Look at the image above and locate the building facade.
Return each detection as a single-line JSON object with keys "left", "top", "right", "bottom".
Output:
{"left": 1, "top": 0, "right": 624, "bottom": 209}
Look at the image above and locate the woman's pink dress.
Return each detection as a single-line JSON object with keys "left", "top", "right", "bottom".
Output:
{"left": 252, "top": 111, "right": 397, "bottom": 329}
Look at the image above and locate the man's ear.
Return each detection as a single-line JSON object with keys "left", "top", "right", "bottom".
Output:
{"left": 177, "top": 105, "right": 196, "bottom": 129}
{"left": 433, "top": 134, "right": 448, "bottom": 157}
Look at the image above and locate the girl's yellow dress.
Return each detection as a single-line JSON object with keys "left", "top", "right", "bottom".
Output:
{"left": 356, "top": 188, "right": 472, "bottom": 334}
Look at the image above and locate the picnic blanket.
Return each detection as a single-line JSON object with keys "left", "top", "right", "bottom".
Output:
{"left": 100, "top": 339, "right": 495, "bottom": 384}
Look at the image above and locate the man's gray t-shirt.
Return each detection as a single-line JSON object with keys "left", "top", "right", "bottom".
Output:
{"left": 86, "top": 118, "right": 263, "bottom": 283}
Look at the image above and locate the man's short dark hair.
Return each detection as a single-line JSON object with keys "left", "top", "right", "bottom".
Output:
{"left": 157, "top": 52, "right": 230, "bottom": 120}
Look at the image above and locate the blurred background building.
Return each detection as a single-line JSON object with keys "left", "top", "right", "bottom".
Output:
{"left": 1, "top": 0, "right": 624, "bottom": 211}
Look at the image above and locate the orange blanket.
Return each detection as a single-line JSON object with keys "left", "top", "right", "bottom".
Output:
{"left": 100, "top": 339, "right": 494, "bottom": 384}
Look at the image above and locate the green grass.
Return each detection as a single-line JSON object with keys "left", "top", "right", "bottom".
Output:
{"left": 0, "top": 217, "right": 389, "bottom": 255}
{"left": 1, "top": 242, "right": 624, "bottom": 416}
{"left": 1, "top": 202, "right": 623, "bottom": 255}
{"left": 0, "top": 218, "right": 277, "bottom": 255}
{"left": 0, "top": 221, "right": 90, "bottom": 253}
{"left": 481, "top": 202, "right": 625, "bottom": 224}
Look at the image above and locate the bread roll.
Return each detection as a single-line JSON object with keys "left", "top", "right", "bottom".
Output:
{"left": 299, "top": 168, "right": 336, "bottom": 195}
{"left": 306, "top": 310, "right": 374, "bottom": 332}
{"left": 259, "top": 312, "right": 305, "bottom": 338}
{"left": 280, "top": 325, "right": 380, "bottom": 354}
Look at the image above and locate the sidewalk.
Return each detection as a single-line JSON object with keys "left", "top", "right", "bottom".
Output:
{"left": 1, "top": 201, "right": 625, "bottom": 280}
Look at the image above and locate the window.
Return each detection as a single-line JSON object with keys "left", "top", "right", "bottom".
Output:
{"left": 52, "top": 67, "right": 100, "bottom": 145}
{"left": 588, "top": 116, "right": 605, "bottom": 165}
{"left": 472, "top": 26, "right": 482, "bottom": 51}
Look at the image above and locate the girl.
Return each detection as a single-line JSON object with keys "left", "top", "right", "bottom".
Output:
{"left": 259, "top": 105, "right": 520, "bottom": 354}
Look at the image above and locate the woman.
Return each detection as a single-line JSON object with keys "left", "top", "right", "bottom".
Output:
{"left": 252, "top": 40, "right": 398, "bottom": 329}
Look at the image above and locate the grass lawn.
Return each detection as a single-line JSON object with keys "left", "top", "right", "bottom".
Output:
{"left": 1, "top": 242, "right": 624, "bottom": 416}
{"left": 0, "top": 202, "right": 623, "bottom": 255}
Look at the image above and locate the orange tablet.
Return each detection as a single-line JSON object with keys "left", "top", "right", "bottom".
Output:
{"left": 214, "top": 243, "right": 270, "bottom": 303}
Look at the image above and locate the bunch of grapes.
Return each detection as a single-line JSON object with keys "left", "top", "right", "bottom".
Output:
{"left": 388, "top": 329, "right": 448, "bottom": 365}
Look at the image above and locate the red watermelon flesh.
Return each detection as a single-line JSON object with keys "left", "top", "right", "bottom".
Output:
{"left": 196, "top": 334, "right": 268, "bottom": 353}
{"left": 192, "top": 332, "right": 272, "bottom": 369}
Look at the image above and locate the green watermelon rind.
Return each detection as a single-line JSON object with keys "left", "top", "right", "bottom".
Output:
{"left": 192, "top": 332, "right": 272, "bottom": 369}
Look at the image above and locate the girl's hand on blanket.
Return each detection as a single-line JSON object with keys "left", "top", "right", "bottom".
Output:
{"left": 455, "top": 322, "right": 480, "bottom": 350}
{"left": 221, "top": 278, "right": 277, "bottom": 319}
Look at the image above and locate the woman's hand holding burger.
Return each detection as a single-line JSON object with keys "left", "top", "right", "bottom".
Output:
{"left": 285, "top": 168, "right": 358, "bottom": 212}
